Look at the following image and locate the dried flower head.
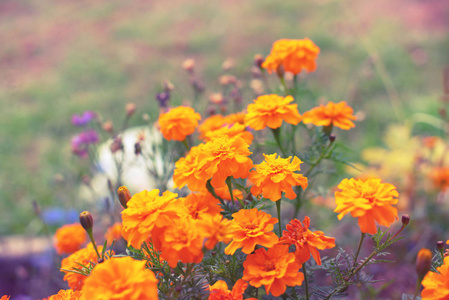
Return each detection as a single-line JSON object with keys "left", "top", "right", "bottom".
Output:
{"left": 249, "top": 153, "right": 308, "bottom": 202}
{"left": 421, "top": 256, "right": 449, "bottom": 299}
{"left": 334, "top": 178, "right": 399, "bottom": 234}
{"left": 302, "top": 101, "right": 357, "bottom": 130}
{"left": 245, "top": 94, "right": 302, "bottom": 130}
{"left": 158, "top": 106, "right": 201, "bottom": 141}
{"left": 43, "top": 289, "right": 82, "bottom": 300}
{"left": 81, "top": 257, "right": 158, "bottom": 300}
{"left": 242, "top": 244, "right": 304, "bottom": 297}
{"left": 54, "top": 223, "right": 87, "bottom": 255}
{"left": 262, "top": 38, "right": 320, "bottom": 75}
{"left": 279, "top": 217, "right": 335, "bottom": 265}
{"left": 225, "top": 208, "right": 278, "bottom": 255}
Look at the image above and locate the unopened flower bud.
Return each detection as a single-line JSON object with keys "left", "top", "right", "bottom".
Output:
{"left": 134, "top": 142, "right": 142, "bottom": 155}
{"left": 437, "top": 241, "right": 445, "bottom": 251}
{"left": 110, "top": 137, "right": 123, "bottom": 153}
{"left": 32, "top": 201, "right": 41, "bottom": 216}
{"left": 416, "top": 248, "right": 432, "bottom": 279}
{"left": 254, "top": 54, "right": 264, "bottom": 69}
{"left": 142, "top": 113, "right": 150, "bottom": 122}
{"left": 79, "top": 211, "right": 94, "bottom": 232}
{"left": 102, "top": 121, "right": 113, "bottom": 133}
{"left": 175, "top": 285, "right": 182, "bottom": 293}
{"left": 209, "top": 93, "right": 224, "bottom": 105}
{"left": 222, "top": 58, "right": 235, "bottom": 71}
{"left": 329, "top": 134, "right": 336, "bottom": 143}
{"left": 276, "top": 64, "right": 285, "bottom": 79}
{"left": 82, "top": 175, "right": 91, "bottom": 185}
{"left": 163, "top": 80, "right": 174, "bottom": 91}
{"left": 117, "top": 186, "right": 132, "bottom": 209}
{"left": 97, "top": 257, "right": 104, "bottom": 263}
{"left": 402, "top": 214, "right": 410, "bottom": 226}
{"left": 126, "top": 103, "right": 136, "bottom": 117}
{"left": 182, "top": 59, "right": 195, "bottom": 73}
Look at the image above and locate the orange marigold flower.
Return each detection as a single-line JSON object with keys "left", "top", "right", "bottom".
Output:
{"left": 105, "top": 222, "right": 123, "bottom": 244}
{"left": 249, "top": 153, "right": 308, "bottom": 202}
{"left": 421, "top": 256, "right": 449, "bottom": 299}
{"left": 208, "top": 279, "right": 257, "bottom": 300}
{"left": 151, "top": 215, "right": 205, "bottom": 267}
{"left": 121, "top": 189, "right": 185, "bottom": 249}
{"left": 213, "top": 187, "right": 244, "bottom": 202}
{"left": 61, "top": 243, "right": 111, "bottom": 291}
{"left": 1, "top": 296, "right": 10, "bottom": 300}
{"left": 225, "top": 208, "right": 278, "bottom": 255}
{"left": 302, "top": 101, "right": 357, "bottom": 130}
{"left": 200, "top": 214, "right": 233, "bottom": 250}
{"left": 158, "top": 106, "right": 201, "bottom": 141}
{"left": 181, "top": 192, "right": 223, "bottom": 220}
{"left": 43, "top": 289, "right": 82, "bottom": 300}
{"left": 244, "top": 94, "right": 302, "bottom": 130}
{"left": 334, "top": 178, "right": 399, "bottom": 234}
{"left": 53, "top": 223, "right": 87, "bottom": 255}
{"left": 429, "top": 167, "right": 449, "bottom": 191}
{"left": 174, "top": 136, "right": 253, "bottom": 191}
{"left": 262, "top": 38, "right": 320, "bottom": 75}
{"left": 242, "top": 244, "right": 304, "bottom": 297}
{"left": 81, "top": 257, "right": 158, "bottom": 300}
{"left": 279, "top": 216, "right": 335, "bottom": 265}
{"left": 203, "top": 123, "right": 254, "bottom": 145}
{"left": 199, "top": 113, "right": 246, "bottom": 140}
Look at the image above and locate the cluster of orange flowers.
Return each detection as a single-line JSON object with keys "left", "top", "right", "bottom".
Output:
{"left": 44, "top": 37, "right": 408, "bottom": 300}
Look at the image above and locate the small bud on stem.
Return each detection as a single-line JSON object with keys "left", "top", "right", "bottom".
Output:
{"left": 117, "top": 186, "right": 132, "bottom": 209}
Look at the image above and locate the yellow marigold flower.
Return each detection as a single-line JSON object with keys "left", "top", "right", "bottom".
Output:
{"left": 242, "top": 244, "right": 304, "bottom": 297}
{"left": 53, "top": 223, "right": 87, "bottom": 255}
{"left": 43, "top": 289, "right": 82, "bottom": 300}
{"left": 421, "top": 256, "right": 449, "bottom": 299}
{"left": 203, "top": 123, "right": 254, "bottom": 145}
{"left": 249, "top": 153, "right": 308, "bottom": 202}
{"left": 334, "top": 178, "right": 399, "bottom": 234}
{"left": 429, "top": 166, "right": 449, "bottom": 191}
{"left": 279, "top": 216, "right": 335, "bottom": 265}
{"left": 302, "top": 101, "right": 357, "bottom": 130}
{"left": 81, "top": 257, "right": 158, "bottom": 300}
{"left": 151, "top": 215, "right": 205, "bottom": 267}
{"left": 158, "top": 106, "right": 201, "bottom": 141}
{"left": 121, "top": 189, "right": 185, "bottom": 249}
{"left": 244, "top": 94, "right": 302, "bottom": 130}
{"left": 208, "top": 279, "right": 257, "bottom": 300}
{"left": 225, "top": 208, "right": 278, "bottom": 255}
{"left": 61, "top": 243, "right": 112, "bottom": 291}
{"left": 104, "top": 222, "right": 123, "bottom": 244}
{"left": 181, "top": 192, "right": 223, "bottom": 220}
{"left": 174, "top": 136, "right": 253, "bottom": 191}
{"left": 262, "top": 38, "right": 320, "bottom": 75}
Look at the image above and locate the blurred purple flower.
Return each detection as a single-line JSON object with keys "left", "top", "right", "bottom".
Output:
{"left": 71, "top": 129, "right": 99, "bottom": 157}
{"left": 71, "top": 111, "right": 97, "bottom": 127}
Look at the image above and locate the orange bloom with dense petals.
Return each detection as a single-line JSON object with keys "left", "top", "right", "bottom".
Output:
{"left": 429, "top": 167, "right": 449, "bottom": 191}
{"left": 249, "top": 153, "right": 308, "bottom": 202}
{"left": 181, "top": 192, "right": 223, "bottom": 220}
{"left": 199, "top": 113, "right": 246, "bottom": 139}
{"left": 121, "top": 189, "right": 185, "bottom": 248}
{"left": 61, "top": 243, "right": 112, "bottom": 291}
{"left": 53, "top": 223, "right": 87, "bottom": 255}
{"left": 105, "top": 222, "right": 123, "bottom": 244}
{"left": 421, "top": 256, "right": 449, "bottom": 299}
{"left": 279, "top": 216, "right": 335, "bottom": 265}
{"left": 213, "top": 187, "right": 244, "bottom": 202}
{"left": 262, "top": 38, "right": 320, "bottom": 75}
{"left": 81, "top": 257, "right": 158, "bottom": 300}
{"left": 200, "top": 214, "right": 233, "bottom": 250}
{"left": 334, "top": 178, "right": 399, "bottom": 234}
{"left": 43, "top": 289, "right": 82, "bottom": 300}
{"left": 1, "top": 296, "right": 10, "bottom": 300}
{"left": 302, "top": 101, "right": 357, "bottom": 130}
{"left": 242, "top": 244, "right": 304, "bottom": 297}
{"left": 174, "top": 136, "right": 253, "bottom": 191}
{"left": 151, "top": 215, "right": 206, "bottom": 267}
{"left": 158, "top": 106, "right": 201, "bottom": 141}
{"left": 225, "top": 208, "right": 278, "bottom": 255}
{"left": 245, "top": 95, "right": 302, "bottom": 130}
{"left": 209, "top": 279, "right": 257, "bottom": 300}
{"left": 203, "top": 123, "right": 254, "bottom": 145}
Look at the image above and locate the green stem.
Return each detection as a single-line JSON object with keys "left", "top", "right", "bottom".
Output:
{"left": 181, "top": 139, "right": 190, "bottom": 151}
{"left": 303, "top": 263, "right": 310, "bottom": 300}
{"left": 293, "top": 74, "right": 298, "bottom": 96}
{"left": 271, "top": 127, "right": 287, "bottom": 157}
{"left": 87, "top": 229, "right": 101, "bottom": 259}
{"left": 353, "top": 232, "right": 366, "bottom": 268}
{"left": 276, "top": 199, "right": 282, "bottom": 236}
{"left": 279, "top": 76, "right": 288, "bottom": 95}
{"left": 413, "top": 277, "right": 422, "bottom": 300}
{"left": 225, "top": 177, "right": 234, "bottom": 202}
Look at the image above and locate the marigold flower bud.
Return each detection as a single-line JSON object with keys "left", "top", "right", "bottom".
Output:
{"left": 329, "top": 134, "right": 336, "bottom": 143}
{"left": 402, "top": 214, "right": 410, "bottom": 226}
{"left": 79, "top": 211, "right": 94, "bottom": 232}
{"left": 416, "top": 248, "right": 432, "bottom": 279}
{"left": 102, "top": 121, "right": 113, "bottom": 133}
{"left": 222, "top": 58, "right": 235, "bottom": 71}
{"left": 437, "top": 241, "right": 445, "bottom": 251}
{"left": 134, "top": 142, "right": 142, "bottom": 155}
{"left": 163, "top": 80, "right": 174, "bottom": 91}
{"left": 254, "top": 54, "right": 264, "bottom": 69}
{"left": 182, "top": 59, "right": 195, "bottom": 72}
{"left": 126, "top": 103, "right": 136, "bottom": 117}
{"left": 117, "top": 186, "right": 132, "bottom": 209}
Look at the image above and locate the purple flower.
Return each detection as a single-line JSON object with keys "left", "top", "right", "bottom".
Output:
{"left": 71, "top": 129, "right": 99, "bottom": 157}
{"left": 71, "top": 111, "right": 97, "bottom": 126}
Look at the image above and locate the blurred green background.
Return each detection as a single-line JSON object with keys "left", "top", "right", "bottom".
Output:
{"left": 1, "top": 0, "right": 448, "bottom": 235}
